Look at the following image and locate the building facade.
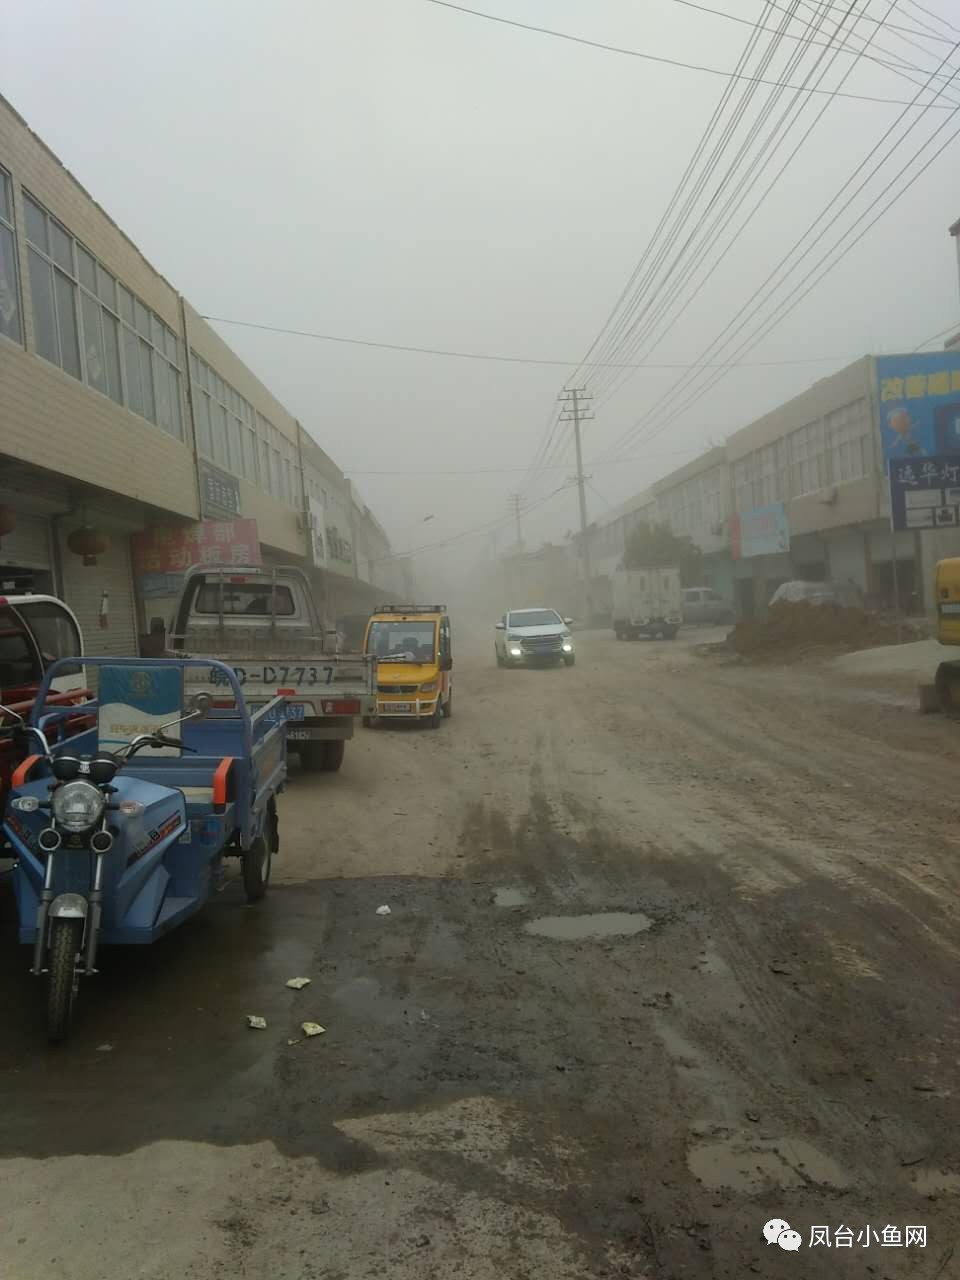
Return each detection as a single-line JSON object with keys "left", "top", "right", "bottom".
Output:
{"left": 564, "top": 350, "right": 960, "bottom": 622}
{"left": 0, "top": 94, "right": 401, "bottom": 656}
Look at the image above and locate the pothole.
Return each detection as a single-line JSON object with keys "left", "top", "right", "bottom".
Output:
{"left": 494, "top": 888, "right": 531, "bottom": 908}
{"left": 524, "top": 912, "right": 653, "bottom": 940}
{"left": 688, "top": 1135, "right": 849, "bottom": 1192}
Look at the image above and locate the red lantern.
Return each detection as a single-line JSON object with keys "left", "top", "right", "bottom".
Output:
{"left": 0, "top": 506, "right": 16, "bottom": 549}
{"left": 67, "top": 525, "right": 111, "bottom": 567}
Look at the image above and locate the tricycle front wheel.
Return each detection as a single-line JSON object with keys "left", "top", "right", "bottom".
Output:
{"left": 47, "top": 917, "right": 82, "bottom": 1043}
{"left": 242, "top": 836, "right": 272, "bottom": 903}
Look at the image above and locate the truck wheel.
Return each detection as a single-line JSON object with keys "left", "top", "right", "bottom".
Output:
{"left": 298, "top": 744, "right": 324, "bottom": 770}
{"left": 362, "top": 715, "right": 373, "bottom": 728}
{"left": 430, "top": 699, "right": 444, "bottom": 728}
{"left": 563, "top": 654, "right": 576, "bottom": 667}
{"left": 666, "top": 627, "right": 679, "bottom": 640}
{"left": 442, "top": 691, "right": 452, "bottom": 718}
{"left": 321, "top": 740, "right": 345, "bottom": 772}
{"left": 495, "top": 650, "right": 504, "bottom": 667}
{"left": 46, "top": 917, "right": 82, "bottom": 1043}
{"left": 242, "top": 835, "right": 271, "bottom": 903}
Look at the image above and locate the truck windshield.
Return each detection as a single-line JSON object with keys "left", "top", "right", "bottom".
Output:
{"left": 366, "top": 620, "right": 436, "bottom": 662}
{"left": 194, "top": 583, "right": 296, "bottom": 616}
{"left": 509, "top": 610, "right": 562, "bottom": 628}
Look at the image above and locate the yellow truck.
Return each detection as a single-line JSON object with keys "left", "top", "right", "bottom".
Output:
{"left": 363, "top": 605, "right": 453, "bottom": 727}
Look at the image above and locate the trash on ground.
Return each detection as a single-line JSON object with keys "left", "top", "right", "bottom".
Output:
{"left": 286, "top": 976, "right": 311, "bottom": 990}
{"left": 301, "top": 1021, "right": 325, "bottom": 1037}
{"left": 247, "top": 1015, "right": 268, "bottom": 1030}
{"left": 376, "top": 904, "right": 391, "bottom": 916}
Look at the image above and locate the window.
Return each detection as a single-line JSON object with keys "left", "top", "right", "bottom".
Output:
{"left": 0, "top": 605, "right": 39, "bottom": 689}
{"left": 81, "top": 290, "right": 107, "bottom": 394}
{"left": 14, "top": 601, "right": 81, "bottom": 677}
{"left": 27, "top": 247, "right": 58, "bottom": 364}
{"left": 754, "top": 445, "right": 779, "bottom": 506}
{"left": 194, "top": 583, "right": 295, "bottom": 616}
{"left": 53, "top": 269, "right": 80, "bottom": 379}
{"left": 826, "top": 399, "right": 870, "bottom": 486}
{"left": 789, "top": 420, "right": 827, "bottom": 496}
{"left": 23, "top": 192, "right": 182, "bottom": 430}
{"left": 0, "top": 169, "right": 22, "bottom": 345}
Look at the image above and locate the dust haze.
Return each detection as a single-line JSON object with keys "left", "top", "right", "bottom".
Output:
{"left": 2, "top": 0, "right": 956, "bottom": 601}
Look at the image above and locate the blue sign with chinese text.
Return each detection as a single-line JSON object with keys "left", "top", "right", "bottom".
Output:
{"left": 888, "top": 454, "right": 960, "bottom": 532}
{"left": 876, "top": 353, "right": 960, "bottom": 464}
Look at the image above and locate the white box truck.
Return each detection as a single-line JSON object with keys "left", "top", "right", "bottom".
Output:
{"left": 612, "top": 566, "right": 683, "bottom": 640}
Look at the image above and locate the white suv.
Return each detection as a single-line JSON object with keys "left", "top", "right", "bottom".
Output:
{"left": 495, "top": 608, "right": 575, "bottom": 667}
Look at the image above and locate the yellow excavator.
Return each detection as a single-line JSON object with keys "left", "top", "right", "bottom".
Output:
{"left": 934, "top": 558, "right": 960, "bottom": 710}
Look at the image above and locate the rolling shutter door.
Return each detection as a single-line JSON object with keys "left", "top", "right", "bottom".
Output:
{"left": 58, "top": 523, "right": 138, "bottom": 662}
{"left": 0, "top": 513, "right": 53, "bottom": 570}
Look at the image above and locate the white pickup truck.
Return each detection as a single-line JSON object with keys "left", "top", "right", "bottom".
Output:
{"left": 167, "top": 564, "right": 376, "bottom": 772}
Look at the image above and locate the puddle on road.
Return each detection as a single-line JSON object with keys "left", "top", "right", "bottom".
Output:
{"left": 494, "top": 888, "right": 531, "bottom": 908}
{"left": 688, "top": 1135, "right": 849, "bottom": 1193}
{"left": 524, "top": 912, "right": 653, "bottom": 941}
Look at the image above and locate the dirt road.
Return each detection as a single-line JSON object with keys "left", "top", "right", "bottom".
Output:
{"left": 2, "top": 626, "right": 959, "bottom": 1278}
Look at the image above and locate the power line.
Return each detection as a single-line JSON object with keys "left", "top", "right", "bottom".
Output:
{"left": 606, "top": 102, "right": 960, "bottom": 462}
{"left": 597, "top": 28, "right": 960, "bottom": 460}
{"left": 666, "top": 0, "right": 960, "bottom": 93}
{"left": 420, "top": 0, "right": 955, "bottom": 107}
{"left": 589, "top": 0, "right": 898, "bottom": 410}
{"left": 901, "top": 0, "right": 960, "bottom": 40}
{"left": 564, "top": 0, "right": 783, "bottom": 391}
{"left": 768, "top": 0, "right": 956, "bottom": 43}
{"left": 911, "top": 320, "right": 960, "bottom": 350}
{"left": 584, "top": 0, "right": 872, "bottom": 406}
{"left": 200, "top": 315, "right": 858, "bottom": 368}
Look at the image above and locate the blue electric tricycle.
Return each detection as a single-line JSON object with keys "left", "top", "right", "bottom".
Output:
{"left": 1, "top": 657, "right": 287, "bottom": 1041}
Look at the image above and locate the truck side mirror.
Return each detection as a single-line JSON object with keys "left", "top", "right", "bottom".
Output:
{"left": 495, "top": 622, "right": 506, "bottom": 630}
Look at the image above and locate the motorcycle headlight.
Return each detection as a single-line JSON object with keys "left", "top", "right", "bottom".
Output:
{"left": 51, "top": 780, "right": 105, "bottom": 834}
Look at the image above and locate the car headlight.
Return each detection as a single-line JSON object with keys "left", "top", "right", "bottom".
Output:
{"left": 509, "top": 646, "right": 523, "bottom": 657}
{"left": 51, "top": 780, "right": 105, "bottom": 833}
{"left": 562, "top": 642, "right": 573, "bottom": 652}
{"left": 420, "top": 680, "right": 438, "bottom": 693}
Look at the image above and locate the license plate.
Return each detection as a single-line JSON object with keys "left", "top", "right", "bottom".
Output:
{"left": 287, "top": 729, "right": 311, "bottom": 740}
{"left": 210, "top": 664, "right": 338, "bottom": 688}
{"left": 388, "top": 702, "right": 412, "bottom": 713}
{"left": 259, "top": 703, "right": 306, "bottom": 722}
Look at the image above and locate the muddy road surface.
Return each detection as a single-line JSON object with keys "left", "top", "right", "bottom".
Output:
{"left": 2, "top": 627, "right": 959, "bottom": 1279}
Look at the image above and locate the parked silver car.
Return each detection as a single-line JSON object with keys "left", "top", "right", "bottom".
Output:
{"left": 495, "top": 607, "right": 576, "bottom": 667}
{"left": 681, "top": 586, "right": 734, "bottom": 626}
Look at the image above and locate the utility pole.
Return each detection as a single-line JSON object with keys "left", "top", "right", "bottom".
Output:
{"left": 507, "top": 492, "right": 524, "bottom": 550}
{"left": 558, "top": 387, "right": 594, "bottom": 622}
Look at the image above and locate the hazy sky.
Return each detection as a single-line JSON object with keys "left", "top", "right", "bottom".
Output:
{"left": 3, "top": 0, "right": 958, "bottom": 571}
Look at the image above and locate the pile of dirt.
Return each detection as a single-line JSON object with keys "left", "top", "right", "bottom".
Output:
{"left": 730, "top": 601, "right": 906, "bottom": 658}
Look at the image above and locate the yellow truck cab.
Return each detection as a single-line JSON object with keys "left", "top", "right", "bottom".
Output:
{"left": 363, "top": 604, "right": 452, "bottom": 726}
